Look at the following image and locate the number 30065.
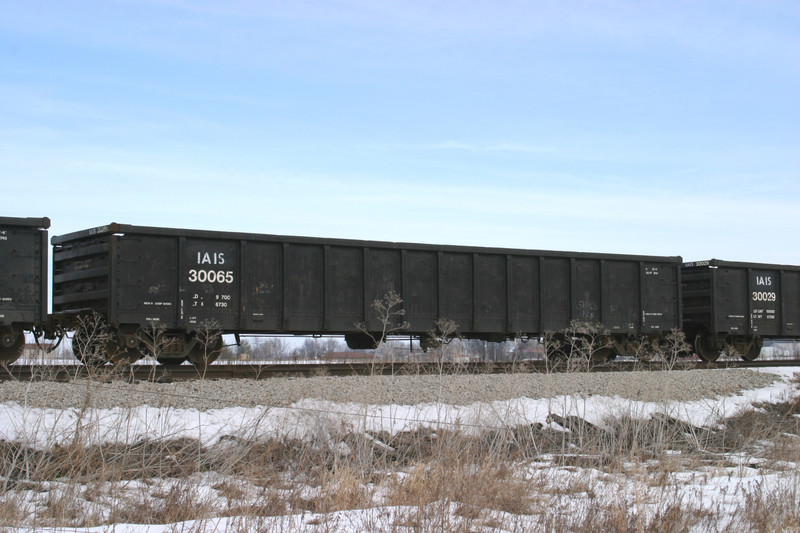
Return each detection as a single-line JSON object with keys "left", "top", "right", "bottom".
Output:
{"left": 188, "top": 269, "right": 234, "bottom": 284}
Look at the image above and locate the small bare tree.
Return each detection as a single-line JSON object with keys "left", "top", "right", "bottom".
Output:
{"left": 425, "top": 318, "right": 462, "bottom": 373}
{"left": 72, "top": 312, "right": 114, "bottom": 367}
{"left": 656, "top": 328, "right": 693, "bottom": 368}
{"left": 188, "top": 320, "right": 224, "bottom": 376}
{"left": 626, "top": 335, "right": 659, "bottom": 363}
{"left": 138, "top": 322, "right": 177, "bottom": 361}
{"left": 541, "top": 321, "right": 615, "bottom": 372}
{"left": 259, "top": 337, "right": 289, "bottom": 360}
{"left": 354, "top": 290, "right": 410, "bottom": 349}
{"left": 137, "top": 322, "right": 182, "bottom": 380}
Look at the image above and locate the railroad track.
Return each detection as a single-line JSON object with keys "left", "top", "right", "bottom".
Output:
{"left": 2, "top": 358, "right": 799, "bottom": 382}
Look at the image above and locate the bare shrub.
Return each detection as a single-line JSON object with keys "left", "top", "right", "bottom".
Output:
{"left": 425, "top": 318, "right": 464, "bottom": 374}
{"left": 657, "top": 328, "right": 693, "bottom": 366}
{"left": 0, "top": 493, "right": 26, "bottom": 525}
{"left": 108, "top": 479, "right": 214, "bottom": 525}
{"left": 732, "top": 476, "right": 800, "bottom": 532}
{"left": 354, "top": 290, "right": 410, "bottom": 349}
{"left": 541, "top": 321, "right": 615, "bottom": 371}
{"left": 312, "top": 467, "right": 371, "bottom": 514}
{"left": 72, "top": 312, "right": 115, "bottom": 366}
{"left": 716, "top": 401, "right": 800, "bottom": 457}
{"left": 537, "top": 490, "right": 715, "bottom": 533}
{"left": 189, "top": 319, "right": 223, "bottom": 375}
{"left": 138, "top": 323, "right": 180, "bottom": 363}
{"left": 384, "top": 430, "right": 534, "bottom": 516}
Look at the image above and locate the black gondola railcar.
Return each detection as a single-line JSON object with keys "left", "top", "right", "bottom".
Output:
{"left": 682, "top": 259, "right": 800, "bottom": 361}
{"left": 0, "top": 217, "right": 50, "bottom": 362}
{"left": 51, "top": 222, "right": 683, "bottom": 366}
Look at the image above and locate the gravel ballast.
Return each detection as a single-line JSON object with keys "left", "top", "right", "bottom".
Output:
{"left": 0, "top": 369, "right": 781, "bottom": 410}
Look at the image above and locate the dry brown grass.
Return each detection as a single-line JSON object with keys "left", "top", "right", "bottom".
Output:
{"left": 0, "top": 373, "right": 798, "bottom": 530}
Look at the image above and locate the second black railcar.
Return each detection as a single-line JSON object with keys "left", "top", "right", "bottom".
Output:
{"left": 682, "top": 259, "right": 800, "bottom": 361}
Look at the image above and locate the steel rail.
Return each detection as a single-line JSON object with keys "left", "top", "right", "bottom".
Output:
{"left": 2, "top": 358, "right": 799, "bottom": 382}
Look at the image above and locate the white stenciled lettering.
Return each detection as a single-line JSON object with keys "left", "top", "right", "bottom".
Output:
{"left": 197, "top": 252, "right": 226, "bottom": 265}
{"left": 755, "top": 276, "right": 772, "bottom": 286}
{"left": 188, "top": 269, "right": 234, "bottom": 284}
{"left": 751, "top": 291, "right": 777, "bottom": 302}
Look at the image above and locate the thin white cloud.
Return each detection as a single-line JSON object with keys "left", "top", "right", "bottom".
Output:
{"left": 428, "top": 141, "right": 556, "bottom": 154}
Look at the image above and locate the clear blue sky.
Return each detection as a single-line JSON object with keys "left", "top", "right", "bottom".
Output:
{"left": 2, "top": 1, "right": 798, "bottom": 263}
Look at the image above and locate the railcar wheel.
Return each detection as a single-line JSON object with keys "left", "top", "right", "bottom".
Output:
{"left": 187, "top": 336, "right": 223, "bottom": 369}
{"left": 71, "top": 328, "right": 109, "bottom": 367}
{"left": 106, "top": 332, "right": 144, "bottom": 365}
{"left": 140, "top": 332, "right": 187, "bottom": 365}
{"left": 635, "top": 346, "right": 656, "bottom": 362}
{"left": 73, "top": 332, "right": 141, "bottom": 366}
{"left": 736, "top": 338, "right": 763, "bottom": 362}
{"left": 591, "top": 346, "right": 616, "bottom": 363}
{"left": 625, "top": 337, "right": 658, "bottom": 362}
{"left": 544, "top": 333, "right": 569, "bottom": 361}
{"left": 694, "top": 331, "right": 721, "bottom": 362}
{"left": 419, "top": 334, "right": 438, "bottom": 352}
{"left": 107, "top": 345, "right": 142, "bottom": 365}
{"left": 0, "top": 331, "right": 25, "bottom": 363}
{"left": 345, "top": 332, "right": 378, "bottom": 350}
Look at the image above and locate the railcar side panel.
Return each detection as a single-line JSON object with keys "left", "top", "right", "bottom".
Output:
{"left": 180, "top": 238, "right": 240, "bottom": 330}
{"left": 325, "top": 245, "right": 363, "bottom": 331}
{"left": 748, "top": 267, "right": 780, "bottom": 336}
{"left": 366, "top": 248, "right": 401, "bottom": 331}
{"left": 439, "top": 252, "right": 473, "bottom": 331}
{"left": 540, "top": 257, "right": 570, "bottom": 331}
{"left": 641, "top": 262, "right": 681, "bottom": 333}
{"left": 283, "top": 243, "right": 323, "bottom": 331}
{"left": 474, "top": 253, "right": 506, "bottom": 333}
{"left": 783, "top": 271, "right": 799, "bottom": 336}
{"left": 402, "top": 250, "right": 437, "bottom": 330}
{"left": 240, "top": 241, "right": 282, "bottom": 330}
{"left": 572, "top": 259, "right": 600, "bottom": 324}
{"left": 714, "top": 267, "right": 748, "bottom": 334}
{"left": 114, "top": 236, "right": 178, "bottom": 328}
{"left": 0, "top": 217, "right": 49, "bottom": 327}
{"left": 508, "top": 255, "right": 538, "bottom": 333}
{"left": 602, "top": 261, "right": 639, "bottom": 334}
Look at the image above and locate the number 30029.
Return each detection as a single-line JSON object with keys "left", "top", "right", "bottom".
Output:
{"left": 752, "top": 291, "right": 776, "bottom": 302}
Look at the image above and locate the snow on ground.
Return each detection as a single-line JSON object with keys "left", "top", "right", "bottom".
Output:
{"left": 1, "top": 366, "right": 798, "bottom": 532}
{"left": 1, "top": 367, "right": 796, "bottom": 449}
